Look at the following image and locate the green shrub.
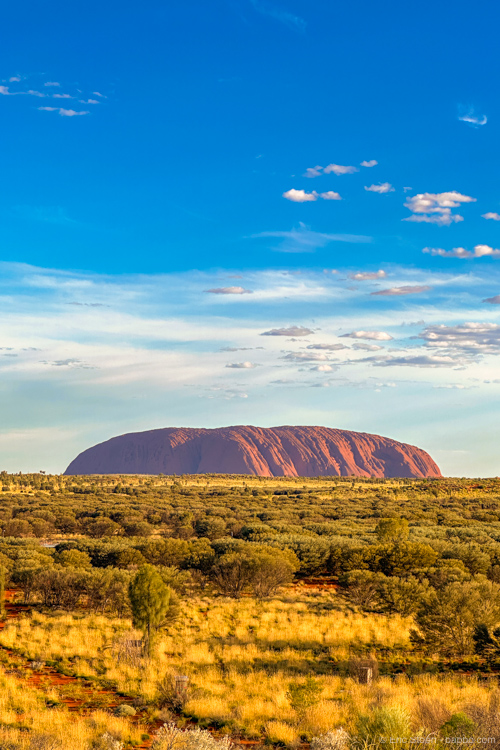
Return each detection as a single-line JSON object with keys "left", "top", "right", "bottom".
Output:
{"left": 287, "top": 677, "right": 323, "bottom": 714}
{"left": 439, "top": 712, "right": 476, "bottom": 738}
{"left": 355, "top": 706, "right": 411, "bottom": 748}
{"left": 114, "top": 703, "right": 136, "bottom": 717}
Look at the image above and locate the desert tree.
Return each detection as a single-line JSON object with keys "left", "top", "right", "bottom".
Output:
{"left": 129, "top": 564, "right": 176, "bottom": 657}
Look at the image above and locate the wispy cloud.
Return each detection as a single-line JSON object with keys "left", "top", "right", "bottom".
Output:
{"left": 40, "top": 358, "right": 95, "bottom": 369}
{"left": 360, "top": 160, "right": 378, "bottom": 168}
{"left": 1, "top": 74, "right": 103, "bottom": 117}
{"left": 371, "top": 285, "right": 431, "bottom": 296}
{"left": 306, "top": 343, "right": 348, "bottom": 351}
{"left": 252, "top": 222, "right": 371, "bottom": 253}
{"left": 10, "top": 205, "right": 76, "bottom": 226}
{"left": 365, "top": 182, "right": 394, "bottom": 194}
{"left": 320, "top": 191, "right": 342, "bottom": 200}
{"left": 38, "top": 107, "right": 89, "bottom": 117}
{"left": 304, "top": 166, "right": 323, "bottom": 178}
{"left": 249, "top": 0, "right": 306, "bottom": 31}
{"left": 458, "top": 106, "right": 487, "bottom": 127}
{"left": 205, "top": 287, "right": 253, "bottom": 294}
{"left": 349, "top": 270, "right": 386, "bottom": 281}
{"left": 433, "top": 384, "right": 468, "bottom": 390}
{"left": 310, "top": 364, "right": 335, "bottom": 372}
{"left": 303, "top": 163, "right": 358, "bottom": 177}
{"left": 423, "top": 245, "right": 500, "bottom": 259}
{"left": 324, "top": 163, "right": 358, "bottom": 175}
{"left": 340, "top": 331, "right": 393, "bottom": 341}
{"left": 282, "top": 351, "right": 330, "bottom": 361}
{"left": 261, "top": 326, "right": 314, "bottom": 337}
{"left": 367, "top": 354, "right": 458, "bottom": 368}
{"left": 225, "top": 361, "right": 259, "bottom": 368}
{"left": 352, "top": 342, "right": 383, "bottom": 351}
{"left": 404, "top": 191, "right": 476, "bottom": 226}
{"left": 483, "top": 212, "right": 500, "bottom": 221}
{"left": 483, "top": 295, "right": 500, "bottom": 304}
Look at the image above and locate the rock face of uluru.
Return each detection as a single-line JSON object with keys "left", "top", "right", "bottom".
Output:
{"left": 64, "top": 426, "right": 441, "bottom": 478}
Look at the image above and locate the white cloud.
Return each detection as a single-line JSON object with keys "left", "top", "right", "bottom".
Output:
{"left": 349, "top": 270, "right": 386, "bottom": 281}
{"left": 361, "top": 160, "right": 378, "bottom": 168}
{"left": 320, "top": 191, "right": 342, "bottom": 201}
{"left": 352, "top": 343, "right": 383, "bottom": 351}
{"left": 423, "top": 245, "right": 500, "bottom": 259}
{"left": 365, "top": 183, "right": 394, "bottom": 194}
{"left": 52, "top": 93, "right": 73, "bottom": 99}
{"left": 261, "top": 326, "right": 314, "bottom": 337}
{"left": 225, "top": 361, "right": 258, "bottom": 369}
{"left": 0, "top": 85, "right": 11, "bottom": 95}
{"left": 311, "top": 364, "right": 335, "bottom": 371}
{"left": 404, "top": 191, "right": 476, "bottom": 226}
{"left": 324, "top": 164, "right": 358, "bottom": 175}
{"left": 205, "top": 287, "right": 253, "bottom": 294}
{"left": 417, "top": 322, "right": 500, "bottom": 357}
{"left": 458, "top": 108, "right": 487, "bottom": 127}
{"left": 371, "top": 285, "right": 431, "bottom": 296}
{"left": 283, "top": 188, "right": 318, "bottom": 202}
{"left": 340, "top": 330, "right": 393, "bottom": 341}
{"left": 482, "top": 212, "right": 500, "bottom": 221}
{"left": 9, "top": 75, "right": 21, "bottom": 82}
{"left": 44, "top": 81, "right": 60, "bottom": 87}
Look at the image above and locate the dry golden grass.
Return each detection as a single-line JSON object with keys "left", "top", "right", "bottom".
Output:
{"left": 0, "top": 667, "right": 144, "bottom": 749}
{"left": 0, "top": 592, "right": 497, "bottom": 744}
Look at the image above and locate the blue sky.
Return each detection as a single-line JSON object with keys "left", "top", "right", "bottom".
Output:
{"left": 1, "top": 0, "right": 500, "bottom": 475}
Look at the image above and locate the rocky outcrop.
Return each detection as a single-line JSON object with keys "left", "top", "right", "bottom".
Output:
{"left": 64, "top": 425, "right": 441, "bottom": 478}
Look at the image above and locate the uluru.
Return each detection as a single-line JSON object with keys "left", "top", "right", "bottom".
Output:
{"left": 64, "top": 425, "right": 441, "bottom": 478}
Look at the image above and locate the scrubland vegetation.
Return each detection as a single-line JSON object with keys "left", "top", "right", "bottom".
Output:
{"left": 2, "top": 472, "right": 500, "bottom": 747}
